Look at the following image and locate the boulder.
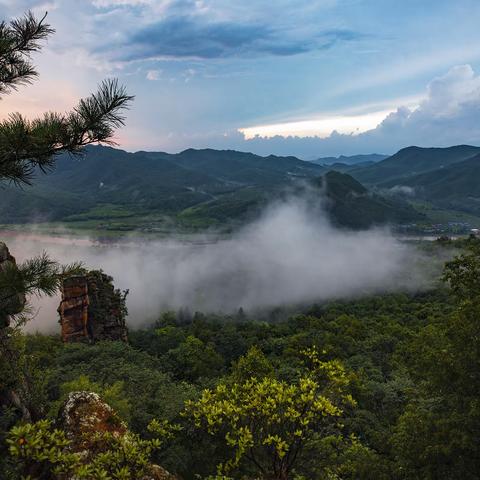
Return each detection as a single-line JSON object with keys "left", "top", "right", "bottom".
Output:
{"left": 59, "top": 391, "right": 176, "bottom": 480}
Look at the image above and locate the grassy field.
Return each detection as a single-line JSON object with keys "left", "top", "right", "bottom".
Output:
{"left": 410, "top": 201, "right": 480, "bottom": 226}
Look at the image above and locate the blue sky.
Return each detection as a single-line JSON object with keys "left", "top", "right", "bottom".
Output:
{"left": 2, "top": 0, "right": 480, "bottom": 157}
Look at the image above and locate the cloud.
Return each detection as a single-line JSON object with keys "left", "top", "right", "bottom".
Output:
{"left": 118, "top": 64, "right": 480, "bottom": 156}
{"left": 92, "top": 0, "right": 156, "bottom": 6}
{"left": 0, "top": 1, "right": 58, "bottom": 16}
{"left": 240, "top": 109, "right": 397, "bottom": 139}
{"left": 389, "top": 185, "right": 416, "bottom": 197}
{"left": 115, "top": 15, "right": 360, "bottom": 60}
{"left": 146, "top": 69, "right": 161, "bottom": 80}
{"left": 6, "top": 199, "right": 426, "bottom": 332}
{"left": 187, "top": 64, "right": 480, "bottom": 157}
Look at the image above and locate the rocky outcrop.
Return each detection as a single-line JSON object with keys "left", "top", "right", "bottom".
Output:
{"left": 0, "top": 241, "right": 26, "bottom": 328}
{"left": 58, "top": 270, "right": 128, "bottom": 343}
{"left": 59, "top": 392, "right": 176, "bottom": 479}
{"left": 59, "top": 391, "right": 128, "bottom": 449}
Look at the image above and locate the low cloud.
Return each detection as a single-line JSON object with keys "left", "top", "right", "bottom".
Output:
{"left": 4, "top": 199, "right": 426, "bottom": 333}
{"left": 389, "top": 185, "right": 416, "bottom": 197}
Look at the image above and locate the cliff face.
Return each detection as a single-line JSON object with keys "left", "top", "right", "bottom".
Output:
{"left": 58, "top": 270, "right": 128, "bottom": 343}
{"left": 0, "top": 242, "right": 26, "bottom": 328}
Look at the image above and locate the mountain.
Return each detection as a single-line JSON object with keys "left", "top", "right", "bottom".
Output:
{"left": 322, "top": 161, "right": 377, "bottom": 174}
{"left": 349, "top": 145, "right": 480, "bottom": 185}
{"left": 311, "top": 171, "right": 423, "bottom": 229}
{"left": 311, "top": 153, "right": 388, "bottom": 166}
{"left": 380, "top": 153, "right": 480, "bottom": 215}
{"left": 0, "top": 145, "right": 325, "bottom": 224}
{"left": 0, "top": 145, "right": 420, "bottom": 232}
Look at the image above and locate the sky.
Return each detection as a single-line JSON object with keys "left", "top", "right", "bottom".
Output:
{"left": 1, "top": 0, "right": 480, "bottom": 158}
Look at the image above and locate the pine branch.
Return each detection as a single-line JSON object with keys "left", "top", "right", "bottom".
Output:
{"left": 0, "top": 252, "right": 84, "bottom": 305}
{"left": 0, "top": 12, "right": 134, "bottom": 185}
{"left": 0, "top": 79, "right": 134, "bottom": 185}
{"left": 0, "top": 11, "right": 54, "bottom": 94}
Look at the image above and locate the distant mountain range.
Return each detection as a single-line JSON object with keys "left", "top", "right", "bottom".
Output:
{"left": 310, "top": 153, "right": 388, "bottom": 166}
{"left": 1, "top": 144, "right": 479, "bottom": 233}
{"left": 0, "top": 145, "right": 421, "bottom": 232}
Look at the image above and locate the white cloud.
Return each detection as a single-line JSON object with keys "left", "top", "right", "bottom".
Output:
{"left": 231, "top": 64, "right": 480, "bottom": 157}
{"left": 423, "top": 64, "right": 480, "bottom": 117}
{"left": 146, "top": 69, "right": 162, "bottom": 80}
{"left": 182, "top": 68, "right": 196, "bottom": 83}
{"left": 245, "top": 65, "right": 480, "bottom": 142}
{"left": 240, "top": 109, "right": 398, "bottom": 139}
{"left": 371, "top": 64, "right": 480, "bottom": 139}
{"left": 389, "top": 185, "right": 416, "bottom": 197}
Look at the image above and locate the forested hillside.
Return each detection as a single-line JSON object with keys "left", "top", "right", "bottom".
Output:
{"left": 379, "top": 154, "right": 480, "bottom": 215}
{"left": 339, "top": 145, "right": 480, "bottom": 225}
{"left": 312, "top": 171, "right": 423, "bottom": 229}
{"left": 349, "top": 145, "right": 480, "bottom": 185}
{"left": 3, "top": 238, "right": 480, "bottom": 479}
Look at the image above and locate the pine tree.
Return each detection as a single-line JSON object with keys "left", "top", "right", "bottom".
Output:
{"left": 0, "top": 10, "right": 134, "bottom": 434}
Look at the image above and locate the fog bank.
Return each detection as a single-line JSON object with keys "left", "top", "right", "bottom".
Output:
{"left": 4, "top": 199, "right": 425, "bottom": 333}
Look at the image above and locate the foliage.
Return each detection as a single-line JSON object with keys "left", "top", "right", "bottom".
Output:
{"left": 165, "top": 335, "right": 225, "bottom": 382}
{"left": 183, "top": 348, "right": 355, "bottom": 479}
{"left": 0, "top": 10, "right": 133, "bottom": 469}
{"left": 391, "top": 243, "right": 480, "bottom": 479}
{"left": 0, "top": 251, "right": 83, "bottom": 327}
{"left": 7, "top": 419, "right": 79, "bottom": 478}
{"left": 229, "top": 345, "right": 274, "bottom": 383}
{"left": 3, "top": 237, "right": 480, "bottom": 479}
{"left": 48, "top": 374, "right": 132, "bottom": 423}
{"left": 7, "top": 417, "right": 178, "bottom": 479}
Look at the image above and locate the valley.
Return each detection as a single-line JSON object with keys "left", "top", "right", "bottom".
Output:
{"left": 2, "top": 144, "right": 480, "bottom": 237}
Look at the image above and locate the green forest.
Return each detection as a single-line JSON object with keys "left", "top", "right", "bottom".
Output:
{"left": 2, "top": 237, "right": 480, "bottom": 479}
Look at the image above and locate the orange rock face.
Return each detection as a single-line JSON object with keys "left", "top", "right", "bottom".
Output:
{"left": 58, "top": 271, "right": 128, "bottom": 343}
{"left": 58, "top": 276, "right": 90, "bottom": 342}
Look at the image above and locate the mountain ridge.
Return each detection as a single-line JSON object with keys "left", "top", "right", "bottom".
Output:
{"left": 0, "top": 145, "right": 419, "bottom": 232}
{"left": 349, "top": 145, "right": 480, "bottom": 185}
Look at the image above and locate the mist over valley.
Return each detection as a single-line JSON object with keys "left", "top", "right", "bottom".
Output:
{"left": 6, "top": 197, "right": 432, "bottom": 333}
